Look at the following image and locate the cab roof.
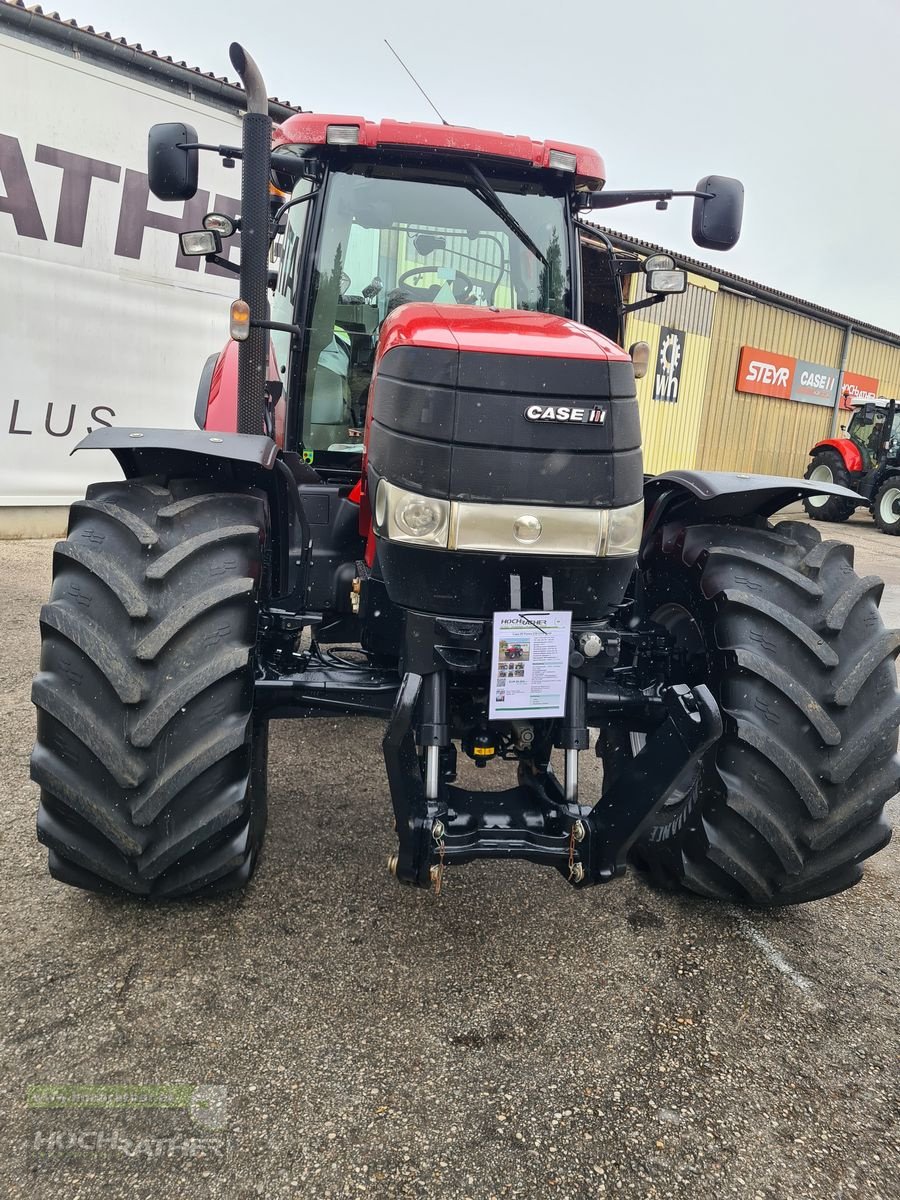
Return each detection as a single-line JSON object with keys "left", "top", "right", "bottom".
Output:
{"left": 273, "top": 113, "right": 605, "bottom": 188}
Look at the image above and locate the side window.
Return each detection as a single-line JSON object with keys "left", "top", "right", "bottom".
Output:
{"left": 270, "top": 180, "right": 312, "bottom": 392}
{"left": 580, "top": 235, "right": 620, "bottom": 342}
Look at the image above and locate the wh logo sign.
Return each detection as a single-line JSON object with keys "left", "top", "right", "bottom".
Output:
{"left": 653, "top": 327, "right": 686, "bottom": 403}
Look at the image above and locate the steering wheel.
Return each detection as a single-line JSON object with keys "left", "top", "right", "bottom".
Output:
{"left": 397, "top": 266, "right": 475, "bottom": 303}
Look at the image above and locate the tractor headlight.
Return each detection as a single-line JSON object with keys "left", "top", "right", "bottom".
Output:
{"left": 605, "top": 499, "right": 644, "bottom": 556}
{"left": 397, "top": 495, "right": 445, "bottom": 538}
{"left": 374, "top": 482, "right": 643, "bottom": 557}
{"left": 374, "top": 480, "right": 450, "bottom": 548}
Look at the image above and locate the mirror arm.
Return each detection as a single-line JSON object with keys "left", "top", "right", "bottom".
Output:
{"left": 205, "top": 254, "right": 240, "bottom": 276}
{"left": 585, "top": 188, "right": 713, "bottom": 210}
{"left": 251, "top": 319, "right": 303, "bottom": 337}
{"left": 622, "top": 295, "right": 665, "bottom": 316}
{"left": 178, "top": 142, "right": 243, "bottom": 160}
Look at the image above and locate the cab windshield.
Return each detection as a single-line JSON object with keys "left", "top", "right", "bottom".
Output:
{"left": 284, "top": 163, "right": 571, "bottom": 458}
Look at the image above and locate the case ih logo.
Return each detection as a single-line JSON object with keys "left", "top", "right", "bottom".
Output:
{"left": 736, "top": 346, "right": 796, "bottom": 399}
{"left": 524, "top": 405, "right": 606, "bottom": 424}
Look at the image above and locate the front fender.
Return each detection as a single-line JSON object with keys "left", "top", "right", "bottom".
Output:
{"left": 76, "top": 426, "right": 279, "bottom": 474}
{"left": 75, "top": 427, "right": 313, "bottom": 600}
{"left": 641, "top": 469, "right": 862, "bottom": 558}
{"left": 811, "top": 438, "right": 863, "bottom": 473}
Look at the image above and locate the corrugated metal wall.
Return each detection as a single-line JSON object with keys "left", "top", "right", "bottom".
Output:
{"left": 695, "top": 289, "right": 843, "bottom": 476}
{"left": 847, "top": 333, "right": 900, "bottom": 399}
{"left": 625, "top": 273, "right": 718, "bottom": 474}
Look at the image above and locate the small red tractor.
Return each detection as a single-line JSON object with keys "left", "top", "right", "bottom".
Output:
{"left": 31, "top": 45, "right": 898, "bottom": 906}
{"left": 804, "top": 398, "right": 900, "bottom": 533}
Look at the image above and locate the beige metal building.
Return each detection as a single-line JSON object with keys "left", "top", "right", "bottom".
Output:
{"left": 602, "top": 229, "right": 900, "bottom": 478}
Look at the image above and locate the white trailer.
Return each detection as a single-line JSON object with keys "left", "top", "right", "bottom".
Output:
{"left": 0, "top": 4, "right": 296, "bottom": 534}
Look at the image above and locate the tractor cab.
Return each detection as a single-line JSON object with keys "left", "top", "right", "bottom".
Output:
{"left": 182, "top": 112, "right": 741, "bottom": 475}
{"left": 267, "top": 128, "right": 579, "bottom": 466}
{"left": 844, "top": 398, "right": 899, "bottom": 471}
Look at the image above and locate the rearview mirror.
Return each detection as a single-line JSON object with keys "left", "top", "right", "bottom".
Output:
{"left": 863, "top": 402, "right": 877, "bottom": 422}
{"left": 148, "top": 122, "right": 199, "bottom": 201}
{"left": 413, "top": 234, "right": 446, "bottom": 257}
{"left": 692, "top": 175, "right": 743, "bottom": 250}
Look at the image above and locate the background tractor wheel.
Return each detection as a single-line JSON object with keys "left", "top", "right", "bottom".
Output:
{"left": 31, "top": 476, "right": 270, "bottom": 898}
{"left": 872, "top": 478, "right": 900, "bottom": 535}
{"left": 802, "top": 450, "right": 856, "bottom": 522}
{"left": 611, "top": 519, "right": 899, "bottom": 906}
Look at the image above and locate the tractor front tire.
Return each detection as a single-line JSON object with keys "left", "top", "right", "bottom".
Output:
{"left": 872, "top": 477, "right": 900, "bottom": 535}
{"left": 621, "top": 519, "right": 899, "bottom": 906}
{"left": 802, "top": 450, "right": 856, "bottom": 522}
{"left": 31, "top": 476, "right": 269, "bottom": 898}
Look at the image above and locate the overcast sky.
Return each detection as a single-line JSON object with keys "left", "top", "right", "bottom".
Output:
{"left": 67, "top": 0, "right": 900, "bottom": 331}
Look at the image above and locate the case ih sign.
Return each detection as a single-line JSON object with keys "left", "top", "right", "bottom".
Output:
{"left": 736, "top": 346, "right": 878, "bottom": 409}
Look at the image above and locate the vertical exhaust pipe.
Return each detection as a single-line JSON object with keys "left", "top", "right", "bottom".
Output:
{"left": 229, "top": 43, "right": 271, "bottom": 436}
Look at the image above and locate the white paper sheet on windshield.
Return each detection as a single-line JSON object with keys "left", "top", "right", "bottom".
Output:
{"left": 489, "top": 611, "right": 572, "bottom": 721}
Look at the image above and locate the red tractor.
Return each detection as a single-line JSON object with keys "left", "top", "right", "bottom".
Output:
{"left": 30, "top": 45, "right": 897, "bottom": 907}
{"left": 804, "top": 399, "right": 900, "bottom": 533}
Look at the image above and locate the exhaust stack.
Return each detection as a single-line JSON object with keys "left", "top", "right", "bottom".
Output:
{"left": 229, "top": 42, "right": 271, "bottom": 436}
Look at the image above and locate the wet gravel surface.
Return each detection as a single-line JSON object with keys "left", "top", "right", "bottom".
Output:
{"left": 1, "top": 510, "right": 898, "bottom": 1199}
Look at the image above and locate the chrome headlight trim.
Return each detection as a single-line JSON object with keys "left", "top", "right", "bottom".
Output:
{"left": 373, "top": 479, "right": 450, "bottom": 548}
{"left": 374, "top": 482, "right": 644, "bottom": 558}
{"left": 450, "top": 500, "right": 607, "bottom": 556}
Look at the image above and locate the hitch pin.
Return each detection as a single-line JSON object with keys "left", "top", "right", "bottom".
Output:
{"left": 564, "top": 748, "right": 578, "bottom": 804}
{"left": 425, "top": 745, "right": 440, "bottom": 800}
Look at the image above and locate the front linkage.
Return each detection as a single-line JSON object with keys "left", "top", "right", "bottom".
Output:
{"left": 381, "top": 620, "right": 721, "bottom": 890}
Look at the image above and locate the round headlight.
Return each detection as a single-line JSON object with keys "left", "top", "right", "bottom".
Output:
{"left": 396, "top": 495, "right": 443, "bottom": 538}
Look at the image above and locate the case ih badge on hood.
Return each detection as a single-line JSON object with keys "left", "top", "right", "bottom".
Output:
{"left": 525, "top": 404, "right": 607, "bottom": 424}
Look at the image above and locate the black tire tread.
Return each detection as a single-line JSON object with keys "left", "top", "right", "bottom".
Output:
{"left": 872, "top": 477, "right": 900, "bottom": 536}
{"left": 802, "top": 450, "right": 856, "bottom": 523}
{"left": 31, "top": 476, "right": 268, "bottom": 898}
{"left": 633, "top": 518, "right": 898, "bottom": 906}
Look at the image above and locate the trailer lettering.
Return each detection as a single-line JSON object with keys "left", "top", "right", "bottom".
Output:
{"left": 0, "top": 133, "right": 47, "bottom": 239}
{"left": 34, "top": 145, "right": 120, "bottom": 247}
{"left": 115, "top": 168, "right": 210, "bottom": 271}
{"left": 4, "top": 399, "right": 116, "bottom": 439}
{"left": 0, "top": 137, "right": 239, "bottom": 270}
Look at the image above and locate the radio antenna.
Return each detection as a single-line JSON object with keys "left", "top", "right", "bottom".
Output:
{"left": 384, "top": 39, "right": 449, "bottom": 126}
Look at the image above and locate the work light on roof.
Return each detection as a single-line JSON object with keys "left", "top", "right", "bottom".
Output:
{"left": 326, "top": 124, "right": 361, "bottom": 145}
{"left": 548, "top": 149, "right": 577, "bottom": 172}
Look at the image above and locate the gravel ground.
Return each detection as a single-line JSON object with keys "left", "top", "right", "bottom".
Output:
{"left": 1, "top": 508, "right": 898, "bottom": 1200}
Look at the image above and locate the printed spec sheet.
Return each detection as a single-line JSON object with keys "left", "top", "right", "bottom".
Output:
{"left": 489, "top": 611, "right": 573, "bottom": 720}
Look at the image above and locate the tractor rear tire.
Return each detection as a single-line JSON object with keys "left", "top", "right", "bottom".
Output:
{"left": 31, "top": 476, "right": 269, "bottom": 898}
{"left": 618, "top": 519, "right": 899, "bottom": 906}
{"left": 802, "top": 450, "right": 856, "bottom": 522}
{"left": 872, "top": 477, "right": 900, "bottom": 535}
